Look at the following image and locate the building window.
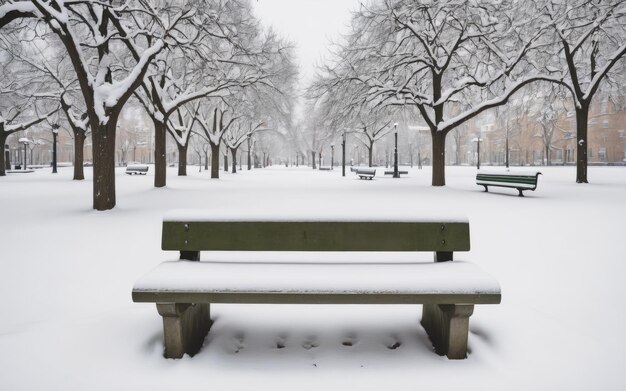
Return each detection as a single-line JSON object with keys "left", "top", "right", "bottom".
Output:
{"left": 600, "top": 101, "right": 608, "bottom": 114}
{"left": 603, "top": 120, "right": 609, "bottom": 128}
{"left": 598, "top": 147, "right": 607, "bottom": 161}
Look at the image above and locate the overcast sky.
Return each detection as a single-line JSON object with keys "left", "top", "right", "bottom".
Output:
{"left": 252, "top": 0, "right": 362, "bottom": 88}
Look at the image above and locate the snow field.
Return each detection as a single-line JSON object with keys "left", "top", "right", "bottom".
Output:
{"left": 0, "top": 165, "right": 625, "bottom": 390}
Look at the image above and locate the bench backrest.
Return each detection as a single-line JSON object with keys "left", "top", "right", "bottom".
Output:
{"left": 356, "top": 168, "right": 376, "bottom": 175}
{"left": 127, "top": 165, "right": 149, "bottom": 171}
{"left": 162, "top": 215, "right": 470, "bottom": 253}
{"left": 476, "top": 172, "right": 540, "bottom": 187}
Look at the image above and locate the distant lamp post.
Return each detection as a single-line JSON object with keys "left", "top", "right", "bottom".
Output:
{"left": 247, "top": 134, "right": 252, "bottom": 170}
{"left": 51, "top": 124, "right": 60, "bottom": 173}
{"left": 409, "top": 143, "right": 413, "bottom": 168}
{"left": 472, "top": 135, "right": 483, "bottom": 170}
{"left": 330, "top": 143, "right": 335, "bottom": 170}
{"left": 341, "top": 131, "right": 346, "bottom": 177}
{"left": 18, "top": 137, "right": 30, "bottom": 171}
{"left": 393, "top": 122, "right": 399, "bottom": 178}
{"left": 4, "top": 144, "right": 10, "bottom": 171}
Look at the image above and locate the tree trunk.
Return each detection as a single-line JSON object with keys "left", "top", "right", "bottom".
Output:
{"left": 0, "top": 133, "right": 7, "bottom": 176}
{"left": 432, "top": 131, "right": 447, "bottom": 186}
{"left": 231, "top": 147, "right": 238, "bottom": 173}
{"left": 210, "top": 143, "right": 220, "bottom": 178}
{"left": 154, "top": 119, "right": 167, "bottom": 187}
{"left": 368, "top": 143, "right": 373, "bottom": 167}
{"left": 177, "top": 143, "right": 187, "bottom": 176}
{"left": 575, "top": 105, "right": 589, "bottom": 183}
{"left": 431, "top": 71, "right": 446, "bottom": 186}
{"left": 92, "top": 121, "right": 117, "bottom": 211}
{"left": 311, "top": 151, "right": 316, "bottom": 169}
{"left": 204, "top": 150, "right": 209, "bottom": 170}
{"left": 223, "top": 153, "right": 228, "bottom": 172}
{"left": 73, "top": 131, "right": 85, "bottom": 180}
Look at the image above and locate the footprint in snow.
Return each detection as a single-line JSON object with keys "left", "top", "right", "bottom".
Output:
{"left": 342, "top": 334, "right": 358, "bottom": 347}
{"left": 275, "top": 335, "right": 287, "bottom": 349}
{"left": 233, "top": 332, "right": 245, "bottom": 353}
{"left": 302, "top": 336, "right": 319, "bottom": 350}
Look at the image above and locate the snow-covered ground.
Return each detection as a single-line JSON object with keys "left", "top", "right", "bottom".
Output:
{"left": 1, "top": 165, "right": 625, "bottom": 390}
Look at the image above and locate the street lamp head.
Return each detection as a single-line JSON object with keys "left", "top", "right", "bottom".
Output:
{"left": 393, "top": 122, "right": 398, "bottom": 128}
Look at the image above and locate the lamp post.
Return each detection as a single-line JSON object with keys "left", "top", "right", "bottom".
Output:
{"left": 4, "top": 144, "right": 10, "bottom": 171}
{"left": 409, "top": 143, "right": 413, "bottom": 168}
{"left": 52, "top": 125, "right": 59, "bottom": 173}
{"left": 341, "top": 131, "right": 346, "bottom": 177}
{"left": 18, "top": 138, "right": 30, "bottom": 171}
{"left": 393, "top": 122, "right": 399, "bottom": 178}
{"left": 330, "top": 143, "right": 334, "bottom": 170}
{"left": 247, "top": 134, "right": 251, "bottom": 170}
{"left": 472, "top": 135, "right": 483, "bottom": 169}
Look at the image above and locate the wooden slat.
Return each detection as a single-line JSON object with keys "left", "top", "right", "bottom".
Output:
{"left": 162, "top": 221, "right": 470, "bottom": 252}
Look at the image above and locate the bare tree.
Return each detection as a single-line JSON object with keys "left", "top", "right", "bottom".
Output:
{"left": 194, "top": 101, "right": 238, "bottom": 178}
{"left": 167, "top": 103, "right": 199, "bottom": 176}
{"left": 541, "top": 0, "right": 626, "bottom": 182}
{"left": 319, "top": 0, "right": 564, "bottom": 185}
{"left": 0, "top": 0, "right": 197, "bottom": 209}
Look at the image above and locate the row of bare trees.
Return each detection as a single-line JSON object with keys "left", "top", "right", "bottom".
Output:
{"left": 0, "top": 0, "right": 297, "bottom": 210}
{"left": 306, "top": 0, "right": 625, "bottom": 185}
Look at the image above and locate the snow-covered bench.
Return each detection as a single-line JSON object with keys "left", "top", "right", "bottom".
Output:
{"left": 132, "top": 211, "right": 501, "bottom": 359}
{"left": 476, "top": 170, "right": 542, "bottom": 197}
{"left": 125, "top": 164, "right": 149, "bottom": 175}
{"left": 351, "top": 167, "right": 376, "bottom": 180}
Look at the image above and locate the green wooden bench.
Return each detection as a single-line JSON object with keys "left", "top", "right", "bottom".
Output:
{"left": 476, "top": 170, "right": 542, "bottom": 197}
{"left": 132, "top": 211, "right": 501, "bottom": 360}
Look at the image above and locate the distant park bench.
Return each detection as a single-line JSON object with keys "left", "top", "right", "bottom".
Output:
{"left": 132, "top": 211, "right": 501, "bottom": 359}
{"left": 350, "top": 167, "right": 376, "bottom": 180}
{"left": 125, "top": 164, "right": 149, "bottom": 175}
{"left": 476, "top": 170, "right": 542, "bottom": 197}
{"left": 319, "top": 167, "right": 331, "bottom": 171}
{"left": 384, "top": 170, "right": 408, "bottom": 176}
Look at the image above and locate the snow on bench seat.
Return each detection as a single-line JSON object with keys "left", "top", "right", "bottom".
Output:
{"left": 132, "top": 260, "right": 501, "bottom": 304}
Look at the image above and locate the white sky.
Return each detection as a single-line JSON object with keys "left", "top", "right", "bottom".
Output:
{"left": 252, "top": 0, "right": 362, "bottom": 88}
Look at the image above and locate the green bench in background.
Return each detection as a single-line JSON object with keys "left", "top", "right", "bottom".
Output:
{"left": 476, "top": 170, "right": 542, "bottom": 197}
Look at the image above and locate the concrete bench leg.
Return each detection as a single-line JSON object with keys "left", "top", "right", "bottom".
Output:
{"left": 421, "top": 304, "right": 474, "bottom": 359}
{"left": 156, "top": 303, "right": 212, "bottom": 358}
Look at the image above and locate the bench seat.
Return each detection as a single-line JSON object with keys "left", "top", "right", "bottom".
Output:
{"left": 132, "top": 260, "right": 501, "bottom": 304}
{"left": 384, "top": 170, "right": 408, "bottom": 175}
